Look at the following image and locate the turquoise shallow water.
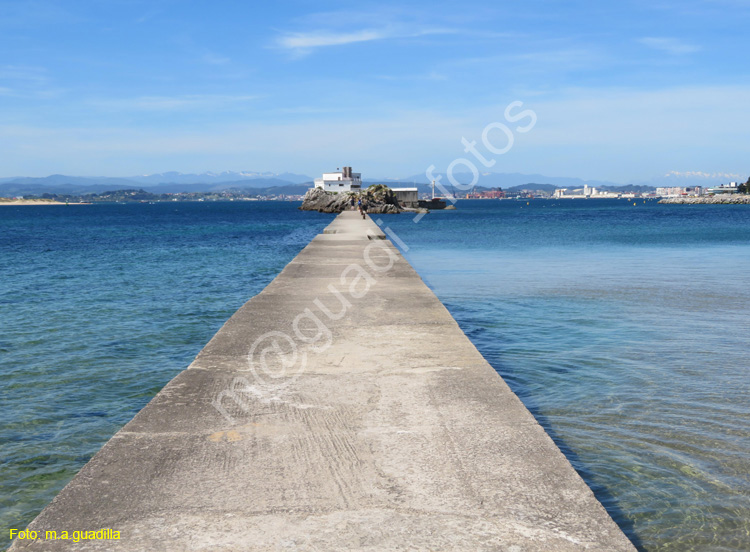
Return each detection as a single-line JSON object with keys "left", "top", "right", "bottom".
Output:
{"left": 0, "top": 202, "right": 331, "bottom": 550}
{"left": 2, "top": 199, "right": 750, "bottom": 551}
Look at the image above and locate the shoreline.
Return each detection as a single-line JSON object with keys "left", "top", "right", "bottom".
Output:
{"left": 0, "top": 200, "right": 90, "bottom": 206}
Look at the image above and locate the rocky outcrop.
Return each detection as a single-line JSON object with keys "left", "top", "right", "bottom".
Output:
{"left": 659, "top": 195, "right": 750, "bottom": 204}
{"left": 299, "top": 186, "right": 402, "bottom": 214}
{"left": 299, "top": 188, "right": 355, "bottom": 213}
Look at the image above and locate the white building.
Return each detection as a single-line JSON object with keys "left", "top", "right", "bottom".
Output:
{"left": 553, "top": 186, "right": 598, "bottom": 198}
{"left": 707, "top": 182, "right": 740, "bottom": 194}
{"left": 314, "top": 166, "right": 362, "bottom": 193}
{"left": 583, "top": 185, "right": 596, "bottom": 197}
{"left": 554, "top": 187, "right": 629, "bottom": 199}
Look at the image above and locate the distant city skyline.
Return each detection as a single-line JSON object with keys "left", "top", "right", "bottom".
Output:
{"left": 2, "top": 0, "right": 749, "bottom": 182}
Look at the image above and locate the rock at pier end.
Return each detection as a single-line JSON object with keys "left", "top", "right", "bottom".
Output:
{"left": 300, "top": 184, "right": 402, "bottom": 214}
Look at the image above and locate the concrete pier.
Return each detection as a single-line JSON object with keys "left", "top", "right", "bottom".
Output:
{"left": 12, "top": 212, "right": 635, "bottom": 551}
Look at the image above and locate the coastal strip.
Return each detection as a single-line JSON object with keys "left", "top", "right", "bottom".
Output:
{"left": 0, "top": 199, "right": 74, "bottom": 206}
{"left": 10, "top": 211, "right": 635, "bottom": 551}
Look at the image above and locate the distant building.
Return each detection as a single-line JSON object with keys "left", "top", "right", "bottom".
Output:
{"left": 554, "top": 187, "right": 591, "bottom": 198}
{"left": 314, "top": 166, "right": 362, "bottom": 192}
{"left": 466, "top": 189, "right": 505, "bottom": 199}
{"left": 656, "top": 186, "right": 704, "bottom": 197}
{"left": 555, "top": 187, "right": 636, "bottom": 199}
{"left": 391, "top": 188, "right": 419, "bottom": 207}
{"left": 707, "top": 182, "right": 740, "bottom": 194}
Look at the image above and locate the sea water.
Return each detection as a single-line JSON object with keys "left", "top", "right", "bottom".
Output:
{"left": 1, "top": 199, "right": 749, "bottom": 551}
{"left": 0, "top": 202, "right": 331, "bottom": 550}
{"left": 379, "top": 199, "right": 750, "bottom": 551}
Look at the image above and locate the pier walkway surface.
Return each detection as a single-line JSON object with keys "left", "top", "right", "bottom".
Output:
{"left": 12, "top": 212, "right": 635, "bottom": 551}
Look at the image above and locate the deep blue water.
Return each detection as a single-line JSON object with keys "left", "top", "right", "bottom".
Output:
{"left": 2, "top": 199, "right": 749, "bottom": 551}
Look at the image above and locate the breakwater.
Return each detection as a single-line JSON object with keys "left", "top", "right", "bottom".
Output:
{"left": 10, "top": 211, "right": 634, "bottom": 551}
{"left": 659, "top": 195, "right": 750, "bottom": 204}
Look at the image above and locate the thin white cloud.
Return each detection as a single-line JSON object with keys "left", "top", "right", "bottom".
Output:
{"left": 638, "top": 37, "right": 701, "bottom": 55}
{"left": 279, "top": 29, "right": 386, "bottom": 49}
{"left": 276, "top": 27, "right": 455, "bottom": 54}
{"left": 1, "top": 1, "right": 80, "bottom": 28}
{"left": 454, "top": 45, "right": 611, "bottom": 74}
{"left": 135, "top": 7, "right": 164, "bottom": 24}
{"left": 0, "top": 64, "right": 63, "bottom": 98}
{"left": 89, "top": 94, "right": 258, "bottom": 111}
{"left": 200, "top": 53, "right": 231, "bottom": 66}
{"left": 375, "top": 71, "right": 447, "bottom": 81}
{"left": 0, "top": 65, "right": 49, "bottom": 83}
{"left": 513, "top": 48, "right": 608, "bottom": 68}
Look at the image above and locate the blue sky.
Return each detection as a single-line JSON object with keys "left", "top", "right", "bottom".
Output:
{"left": 1, "top": 0, "right": 749, "bottom": 182}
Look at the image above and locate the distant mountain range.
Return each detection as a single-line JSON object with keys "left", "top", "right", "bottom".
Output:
{"left": 128, "top": 171, "right": 313, "bottom": 186}
{"left": 0, "top": 171, "right": 315, "bottom": 196}
{"left": 1, "top": 169, "right": 742, "bottom": 197}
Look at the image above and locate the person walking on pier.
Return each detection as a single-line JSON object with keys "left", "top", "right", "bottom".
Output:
{"left": 360, "top": 200, "right": 368, "bottom": 219}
